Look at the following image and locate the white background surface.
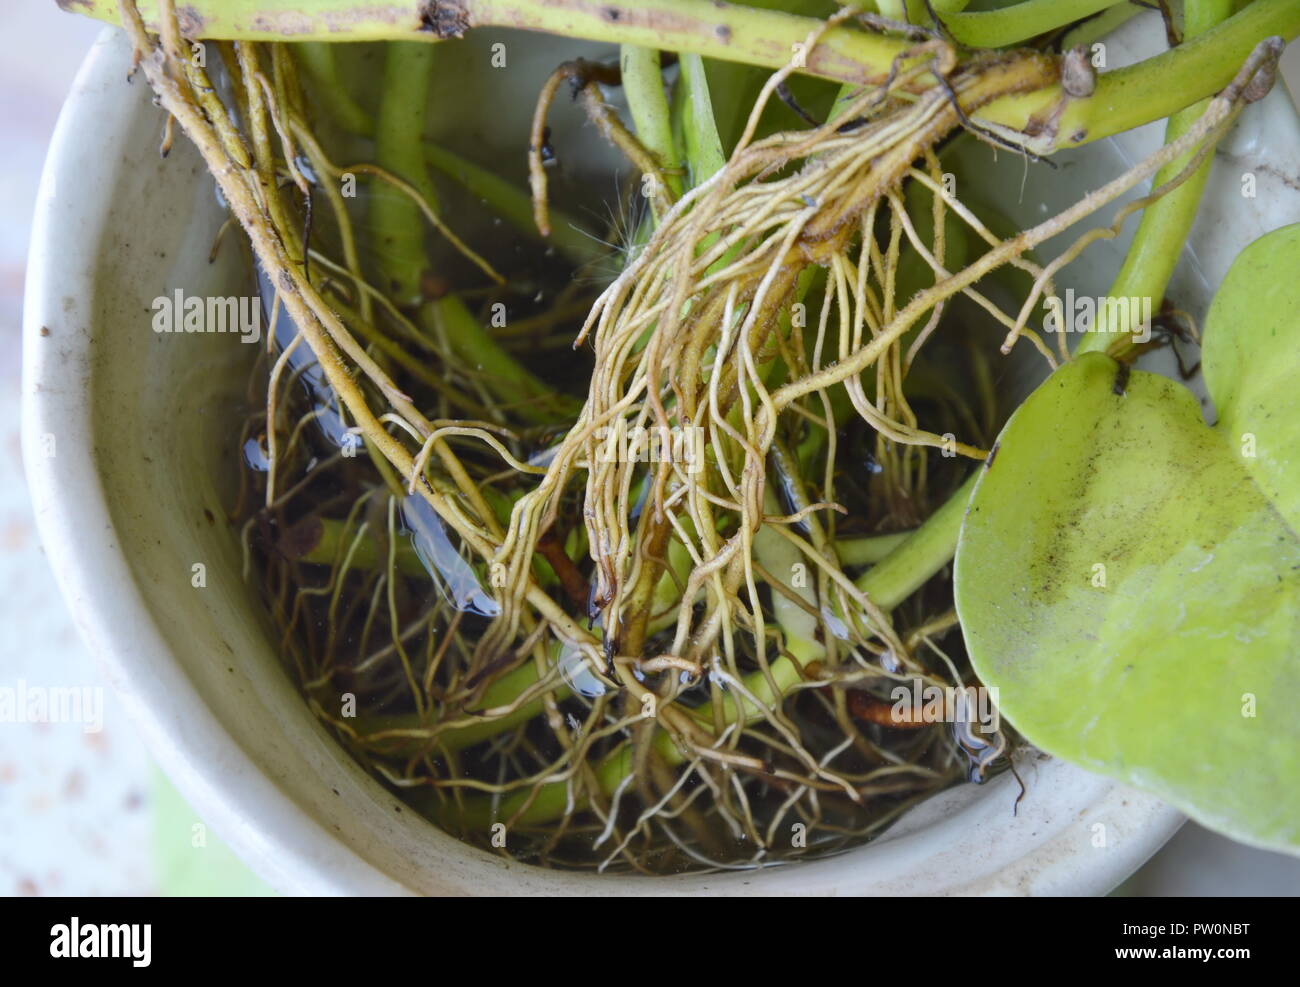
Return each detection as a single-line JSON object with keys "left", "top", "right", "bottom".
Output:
{"left": 1, "top": 0, "right": 1298, "bottom": 896}
{"left": 2, "top": 2, "right": 155, "bottom": 896}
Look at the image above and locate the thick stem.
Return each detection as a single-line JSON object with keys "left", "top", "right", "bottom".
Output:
{"left": 1060, "top": 2, "right": 1142, "bottom": 51}
{"left": 903, "top": 0, "right": 971, "bottom": 19}
{"left": 74, "top": 0, "right": 1300, "bottom": 152}
{"left": 284, "top": 515, "right": 427, "bottom": 577}
{"left": 853, "top": 472, "right": 975, "bottom": 609}
{"left": 368, "top": 44, "right": 585, "bottom": 421}
{"left": 677, "top": 52, "right": 726, "bottom": 186}
{"left": 939, "top": 0, "right": 1127, "bottom": 49}
{"left": 76, "top": 0, "right": 913, "bottom": 78}
{"left": 1076, "top": 0, "right": 1235, "bottom": 354}
{"left": 978, "top": 0, "right": 1300, "bottom": 151}
{"left": 293, "top": 43, "right": 370, "bottom": 133}
{"left": 837, "top": 530, "right": 910, "bottom": 566}
{"left": 350, "top": 661, "right": 559, "bottom": 756}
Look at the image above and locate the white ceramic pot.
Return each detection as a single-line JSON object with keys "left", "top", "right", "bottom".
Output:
{"left": 24, "top": 18, "right": 1300, "bottom": 895}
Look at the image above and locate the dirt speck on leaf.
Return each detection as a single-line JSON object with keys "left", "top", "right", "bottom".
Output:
{"left": 419, "top": 0, "right": 471, "bottom": 37}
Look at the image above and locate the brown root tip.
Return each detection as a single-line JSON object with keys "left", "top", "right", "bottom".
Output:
{"left": 847, "top": 690, "right": 932, "bottom": 728}
{"left": 1242, "top": 38, "right": 1285, "bottom": 104}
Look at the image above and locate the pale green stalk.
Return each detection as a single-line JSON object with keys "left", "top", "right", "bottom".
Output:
{"left": 372, "top": 41, "right": 437, "bottom": 304}
{"left": 621, "top": 45, "right": 683, "bottom": 198}
{"left": 1077, "top": 0, "right": 1236, "bottom": 354}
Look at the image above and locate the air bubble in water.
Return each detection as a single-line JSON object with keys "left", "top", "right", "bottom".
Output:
{"left": 558, "top": 644, "right": 606, "bottom": 698}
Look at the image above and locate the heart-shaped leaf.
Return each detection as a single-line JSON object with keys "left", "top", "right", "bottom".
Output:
{"left": 954, "top": 224, "right": 1300, "bottom": 854}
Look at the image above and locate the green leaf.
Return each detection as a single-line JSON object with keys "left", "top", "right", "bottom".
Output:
{"left": 1201, "top": 225, "right": 1300, "bottom": 531}
{"left": 954, "top": 224, "right": 1300, "bottom": 855}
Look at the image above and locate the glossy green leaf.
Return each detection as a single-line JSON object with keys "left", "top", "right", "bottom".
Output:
{"left": 955, "top": 224, "right": 1300, "bottom": 854}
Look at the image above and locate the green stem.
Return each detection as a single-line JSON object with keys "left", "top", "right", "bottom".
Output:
{"left": 904, "top": 0, "right": 971, "bottom": 19}
{"left": 621, "top": 45, "right": 683, "bottom": 198}
{"left": 440, "top": 743, "right": 633, "bottom": 830}
{"left": 978, "top": 0, "right": 1300, "bottom": 150}
{"left": 87, "top": 0, "right": 914, "bottom": 79}
{"left": 664, "top": 51, "right": 730, "bottom": 284}
{"left": 292, "top": 43, "right": 370, "bottom": 134}
{"left": 853, "top": 471, "right": 976, "bottom": 609}
{"left": 837, "top": 530, "right": 911, "bottom": 566}
{"left": 1076, "top": 0, "right": 1235, "bottom": 354}
{"left": 351, "top": 661, "right": 558, "bottom": 757}
{"left": 372, "top": 41, "right": 437, "bottom": 304}
{"left": 373, "top": 44, "right": 579, "bottom": 423}
{"left": 423, "top": 294, "right": 582, "bottom": 424}
{"left": 676, "top": 52, "right": 727, "bottom": 187}
{"left": 1060, "top": 1, "right": 1143, "bottom": 50}
{"left": 287, "top": 516, "right": 427, "bottom": 577}
{"left": 424, "top": 142, "right": 599, "bottom": 267}
{"left": 939, "top": 0, "right": 1127, "bottom": 49}
{"left": 876, "top": 0, "right": 907, "bottom": 22}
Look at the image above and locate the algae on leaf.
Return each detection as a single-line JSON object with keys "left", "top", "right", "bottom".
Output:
{"left": 955, "top": 225, "right": 1300, "bottom": 855}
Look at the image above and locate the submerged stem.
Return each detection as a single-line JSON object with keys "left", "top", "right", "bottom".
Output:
{"left": 292, "top": 43, "right": 369, "bottom": 134}
{"left": 425, "top": 142, "right": 598, "bottom": 267}
{"left": 372, "top": 41, "right": 437, "bottom": 304}
{"left": 425, "top": 294, "right": 581, "bottom": 425}
{"left": 854, "top": 472, "right": 976, "bottom": 610}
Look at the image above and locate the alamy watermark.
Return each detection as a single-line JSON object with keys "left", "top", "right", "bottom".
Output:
{"left": 0, "top": 679, "right": 103, "bottom": 733}
{"left": 594, "top": 421, "right": 706, "bottom": 474}
{"left": 50, "top": 918, "right": 150, "bottom": 967}
{"left": 151, "top": 289, "right": 262, "bottom": 344}
{"left": 1043, "top": 289, "right": 1152, "bottom": 344}
{"left": 889, "top": 680, "right": 1000, "bottom": 733}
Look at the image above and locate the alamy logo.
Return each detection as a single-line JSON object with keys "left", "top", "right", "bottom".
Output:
{"left": 1042, "top": 289, "right": 1152, "bottom": 344}
{"left": 151, "top": 289, "right": 262, "bottom": 344}
{"left": 50, "top": 918, "right": 151, "bottom": 967}
{"left": 0, "top": 679, "right": 103, "bottom": 733}
{"left": 594, "top": 421, "right": 706, "bottom": 474}
{"left": 890, "top": 681, "right": 1000, "bottom": 732}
